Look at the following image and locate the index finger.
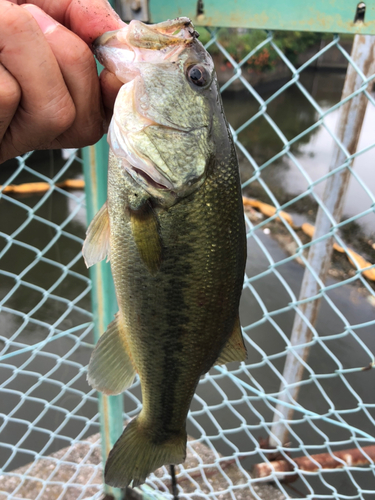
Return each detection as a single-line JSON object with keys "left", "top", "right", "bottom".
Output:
{"left": 14, "top": 0, "right": 126, "bottom": 44}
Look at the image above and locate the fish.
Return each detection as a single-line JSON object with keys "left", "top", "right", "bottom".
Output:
{"left": 82, "top": 17, "right": 247, "bottom": 488}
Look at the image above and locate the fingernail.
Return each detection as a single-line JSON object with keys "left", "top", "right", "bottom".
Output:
{"left": 22, "top": 4, "right": 59, "bottom": 35}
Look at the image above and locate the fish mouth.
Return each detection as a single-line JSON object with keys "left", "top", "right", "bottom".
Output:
{"left": 93, "top": 18, "right": 199, "bottom": 78}
{"left": 94, "top": 17, "right": 198, "bottom": 48}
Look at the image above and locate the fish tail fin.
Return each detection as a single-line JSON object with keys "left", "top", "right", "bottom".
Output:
{"left": 105, "top": 416, "right": 186, "bottom": 488}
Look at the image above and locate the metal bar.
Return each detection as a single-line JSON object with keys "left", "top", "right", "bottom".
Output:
{"left": 82, "top": 140, "right": 124, "bottom": 500}
{"left": 253, "top": 445, "right": 375, "bottom": 478}
{"left": 117, "top": 0, "right": 149, "bottom": 21}
{"left": 149, "top": 0, "right": 375, "bottom": 35}
{"left": 269, "top": 34, "right": 375, "bottom": 447}
{"left": 137, "top": 485, "right": 173, "bottom": 499}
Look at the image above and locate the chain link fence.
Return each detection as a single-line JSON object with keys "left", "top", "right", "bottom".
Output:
{"left": 1, "top": 23, "right": 375, "bottom": 500}
{"left": 0, "top": 150, "right": 103, "bottom": 499}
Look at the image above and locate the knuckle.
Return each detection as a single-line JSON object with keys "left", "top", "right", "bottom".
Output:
{"left": 0, "top": 71, "right": 21, "bottom": 111}
{"left": 53, "top": 102, "right": 77, "bottom": 133}
{"left": 43, "top": 96, "right": 76, "bottom": 136}
{"left": 63, "top": 40, "right": 94, "bottom": 68}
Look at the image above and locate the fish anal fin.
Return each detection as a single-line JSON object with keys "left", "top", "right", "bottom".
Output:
{"left": 130, "top": 201, "right": 162, "bottom": 275}
{"left": 215, "top": 315, "right": 247, "bottom": 365}
{"left": 83, "top": 203, "right": 110, "bottom": 268}
{"left": 105, "top": 416, "right": 186, "bottom": 488}
{"left": 87, "top": 313, "right": 136, "bottom": 395}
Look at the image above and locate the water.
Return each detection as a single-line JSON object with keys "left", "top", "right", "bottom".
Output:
{"left": 222, "top": 70, "right": 375, "bottom": 234}
{"left": 1, "top": 70, "right": 375, "bottom": 498}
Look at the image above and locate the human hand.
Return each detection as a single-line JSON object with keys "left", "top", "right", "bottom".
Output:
{"left": 0, "top": 0, "right": 125, "bottom": 164}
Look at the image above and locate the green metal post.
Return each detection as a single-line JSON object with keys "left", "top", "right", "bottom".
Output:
{"left": 82, "top": 139, "right": 124, "bottom": 500}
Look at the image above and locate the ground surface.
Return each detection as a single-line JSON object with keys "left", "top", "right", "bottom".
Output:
{"left": 0, "top": 434, "right": 285, "bottom": 500}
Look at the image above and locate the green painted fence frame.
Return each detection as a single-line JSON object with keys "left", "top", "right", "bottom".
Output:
{"left": 149, "top": 0, "right": 375, "bottom": 35}
{"left": 82, "top": 142, "right": 125, "bottom": 500}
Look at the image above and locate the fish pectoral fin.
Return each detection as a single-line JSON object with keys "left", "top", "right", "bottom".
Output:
{"left": 130, "top": 200, "right": 162, "bottom": 275}
{"left": 215, "top": 315, "right": 247, "bottom": 365}
{"left": 87, "top": 313, "right": 136, "bottom": 395}
{"left": 82, "top": 202, "right": 110, "bottom": 268}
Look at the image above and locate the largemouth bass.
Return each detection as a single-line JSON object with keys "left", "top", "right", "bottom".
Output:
{"left": 83, "top": 18, "right": 247, "bottom": 488}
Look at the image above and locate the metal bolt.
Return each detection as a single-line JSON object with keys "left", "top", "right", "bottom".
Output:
{"left": 131, "top": 0, "right": 141, "bottom": 12}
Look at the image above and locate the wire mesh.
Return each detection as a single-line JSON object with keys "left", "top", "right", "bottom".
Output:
{"left": 1, "top": 27, "right": 375, "bottom": 500}
{"left": 0, "top": 150, "right": 102, "bottom": 499}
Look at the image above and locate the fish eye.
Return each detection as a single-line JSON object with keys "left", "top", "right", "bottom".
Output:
{"left": 187, "top": 65, "right": 209, "bottom": 87}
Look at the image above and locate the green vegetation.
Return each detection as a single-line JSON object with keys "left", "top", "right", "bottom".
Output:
{"left": 196, "top": 28, "right": 341, "bottom": 71}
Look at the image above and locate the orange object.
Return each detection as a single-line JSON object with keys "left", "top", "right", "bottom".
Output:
{"left": 301, "top": 223, "right": 375, "bottom": 281}
{"left": 345, "top": 248, "right": 375, "bottom": 280}
{"left": 0, "top": 179, "right": 85, "bottom": 195}
{"left": 1, "top": 182, "right": 51, "bottom": 194}
{"left": 301, "top": 222, "right": 315, "bottom": 239}
{"left": 56, "top": 179, "right": 85, "bottom": 189}
{"left": 253, "top": 445, "right": 375, "bottom": 479}
{"left": 243, "top": 197, "right": 294, "bottom": 226}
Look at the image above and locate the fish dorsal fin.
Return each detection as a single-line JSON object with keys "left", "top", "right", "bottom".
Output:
{"left": 87, "top": 313, "right": 136, "bottom": 395}
{"left": 130, "top": 201, "right": 162, "bottom": 275}
{"left": 83, "top": 203, "right": 110, "bottom": 268}
{"left": 215, "top": 315, "right": 247, "bottom": 365}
